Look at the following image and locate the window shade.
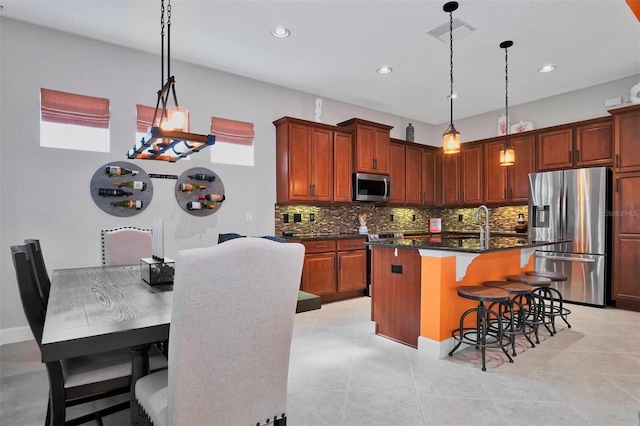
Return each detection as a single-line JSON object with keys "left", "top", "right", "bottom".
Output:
{"left": 136, "top": 104, "right": 156, "bottom": 133}
{"left": 210, "top": 117, "right": 254, "bottom": 145}
{"left": 40, "top": 88, "right": 109, "bottom": 129}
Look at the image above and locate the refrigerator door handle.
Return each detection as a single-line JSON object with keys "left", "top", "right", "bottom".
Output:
{"left": 534, "top": 253, "right": 595, "bottom": 263}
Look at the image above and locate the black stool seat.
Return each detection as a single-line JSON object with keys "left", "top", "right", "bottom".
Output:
{"left": 506, "top": 274, "right": 551, "bottom": 287}
{"left": 525, "top": 270, "right": 568, "bottom": 282}
{"left": 484, "top": 280, "right": 534, "bottom": 295}
{"left": 449, "top": 286, "right": 513, "bottom": 371}
{"left": 456, "top": 286, "right": 509, "bottom": 302}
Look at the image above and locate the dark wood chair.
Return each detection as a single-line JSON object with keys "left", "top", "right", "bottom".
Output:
{"left": 24, "top": 239, "right": 51, "bottom": 306}
{"left": 10, "top": 245, "right": 167, "bottom": 426}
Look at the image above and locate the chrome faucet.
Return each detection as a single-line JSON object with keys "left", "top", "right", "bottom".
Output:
{"left": 475, "top": 205, "right": 490, "bottom": 246}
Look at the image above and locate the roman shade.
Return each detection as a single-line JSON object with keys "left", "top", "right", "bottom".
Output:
{"left": 136, "top": 104, "right": 156, "bottom": 133}
{"left": 40, "top": 88, "right": 109, "bottom": 129}
{"left": 210, "top": 117, "right": 254, "bottom": 145}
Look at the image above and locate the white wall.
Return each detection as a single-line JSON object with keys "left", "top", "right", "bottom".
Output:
{"left": 1, "top": 17, "right": 637, "bottom": 337}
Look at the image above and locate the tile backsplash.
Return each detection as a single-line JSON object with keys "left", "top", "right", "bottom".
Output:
{"left": 275, "top": 204, "right": 528, "bottom": 236}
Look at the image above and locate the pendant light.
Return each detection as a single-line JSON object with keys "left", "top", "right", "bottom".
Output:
{"left": 442, "top": 1, "right": 460, "bottom": 154}
{"left": 499, "top": 40, "right": 515, "bottom": 166}
{"left": 127, "top": 0, "right": 215, "bottom": 162}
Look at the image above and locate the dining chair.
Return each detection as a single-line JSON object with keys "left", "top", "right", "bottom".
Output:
{"left": 135, "top": 237, "right": 306, "bottom": 426}
{"left": 11, "top": 245, "right": 168, "bottom": 426}
{"left": 101, "top": 226, "right": 153, "bottom": 266}
{"left": 24, "top": 239, "right": 51, "bottom": 306}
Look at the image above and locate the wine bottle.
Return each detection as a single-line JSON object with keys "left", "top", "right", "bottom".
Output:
{"left": 186, "top": 201, "right": 216, "bottom": 210}
{"left": 105, "top": 165, "right": 139, "bottom": 176}
{"left": 110, "top": 200, "right": 143, "bottom": 210}
{"left": 98, "top": 188, "right": 133, "bottom": 197}
{"left": 198, "top": 194, "right": 225, "bottom": 202}
{"left": 188, "top": 173, "right": 216, "bottom": 182}
{"left": 114, "top": 180, "right": 147, "bottom": 191}
{"left": 179, "top": 183, "right": 206, "bottom": 192}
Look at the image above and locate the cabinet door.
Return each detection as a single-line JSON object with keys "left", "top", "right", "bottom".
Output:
{"left": 301, "top": 252, "right": 336, "bottom": 296}
{"left": 287, "top": 123, "right": 313, "bottom": 201}
{"left": 509, "top": 135, "right": 535, "bottom": 203}
{"left": 537, "top": 128, "right": 573, "bottom": 170}
{"left": 354, "top": 125, "right": 376, "bottom": 173}
{"left": 337, "top": 250, "right": 366, "bottom": 292}
{"left": 575, "top": 121, "right": 613, "bottom": 167}
{"left": 389, "top": 142, "right": 406, "bottom": 205}
{"left": 421, "top": 148, "right": 437, "bottom": 206}
{"left": 333, "top": 131, "right": 353, "bottom": 203}
{"left": 405, "top": 146, "right": 422, "bottom": 205}
{"left": 310, "top": 127, "right": 333, "bottom": 202}
{"left": 373, "top": 128, "right": 390, "bottom": 173}
{"left": 483, "top": 140, "right": 508, "bottom": 204}
{"left": 441, "top": 153, "right": 460, "bottom": 206}
{"left": 461, "top": 144, "right": 482, "bottom": 205}
{"left": 612, "top": 172, "right": 640, "bottom": 304}
{"left": 614, "top": 108, "right": 640, "bottom": 173}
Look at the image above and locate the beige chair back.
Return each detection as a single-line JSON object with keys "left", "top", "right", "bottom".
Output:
{"left": 101, "top": 226, "right": 153, "bottom": 266}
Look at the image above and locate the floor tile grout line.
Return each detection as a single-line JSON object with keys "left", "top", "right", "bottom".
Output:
{"left": 404, "top": 345, "right": 428, "bottom": 425}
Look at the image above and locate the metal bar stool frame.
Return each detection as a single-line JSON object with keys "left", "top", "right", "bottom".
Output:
{"left": 525, "top": 271, "right": 572, "bottom": 331}
{"left": 506, "top": 275, "right": 556, "bottom": 338}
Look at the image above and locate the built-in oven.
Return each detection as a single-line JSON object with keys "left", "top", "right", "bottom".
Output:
{"left": 365, "top": 232, "right": 404, "bottom": 296}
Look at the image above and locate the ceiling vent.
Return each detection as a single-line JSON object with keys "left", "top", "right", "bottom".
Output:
{"left": 427, "top": 18, "right": 476, "bottom": 42}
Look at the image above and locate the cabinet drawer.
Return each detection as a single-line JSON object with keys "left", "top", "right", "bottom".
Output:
{"left": 337, "top": 238, "right": 365, "bottom": 251}
{"left": 303, "top": 240, "right": 337, "bottom": 253}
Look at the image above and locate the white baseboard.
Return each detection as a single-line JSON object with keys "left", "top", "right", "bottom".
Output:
{"left": 0, "top": 326, "right": 34, "bottom": 346}
{"left": 418, "top": 335, "right": 470, "bottom": 359}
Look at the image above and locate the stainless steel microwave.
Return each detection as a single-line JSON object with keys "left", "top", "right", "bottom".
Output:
{"left": 353, "top": 172, "right": 391, "bottom": 202}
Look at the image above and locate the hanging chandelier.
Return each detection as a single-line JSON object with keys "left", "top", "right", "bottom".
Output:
{"left": 127, "top": 0, "right": 215, "bottom": 162}
{"left": 499, "top": 40, "right": 515, "bottom": 166}
{"left": 442, "top": 1, "right": 460, "bottom": 155}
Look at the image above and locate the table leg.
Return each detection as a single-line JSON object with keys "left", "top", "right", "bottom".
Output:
{"left": 130, "top": 345, "right": 151, "bottom": 424}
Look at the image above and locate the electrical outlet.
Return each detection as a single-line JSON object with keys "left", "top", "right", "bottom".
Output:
{"left": 294, "top": 213, "right": 302, "bottom": 223}
{"left": 283, "top": 214, "right": 289, "bottom": 223}
{"left": 412, "top": 214, "right": 416, "bottom": 221}
{"left": 391, "top": 264, "right": 403, "bottom": 274}
{"left": 309, "top": 213, "right": 315, "bottom": 222}
{"left": 389, "top": 214, "right": 394, "bottom": 222}
{"left": 458, "top": 214, "right": 463, "bottom": 222}
{"left": 246, "top": 212, "right": 253, "bottom": 223}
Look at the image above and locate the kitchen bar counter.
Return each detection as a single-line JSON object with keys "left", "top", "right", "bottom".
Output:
{"left": 282, "top": 233, "right": 365, "bottom": 241}
{"left": 365, "top": 235, "right": 561, "bottom": 253}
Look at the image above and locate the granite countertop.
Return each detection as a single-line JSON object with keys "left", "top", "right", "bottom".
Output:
{"left": 282, "top": 233, "right": 365, "bottom": 241}
{"left": 365, "top": 235, "right": 563, "bottom": 254}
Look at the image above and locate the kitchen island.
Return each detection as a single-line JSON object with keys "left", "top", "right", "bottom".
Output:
{"left": 366, "top": 234, "right": 562, "bottom": 358}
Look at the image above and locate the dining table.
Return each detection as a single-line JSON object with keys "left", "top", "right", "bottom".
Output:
{"left": 41, "top": 263, "right": 321, "bottom": 423}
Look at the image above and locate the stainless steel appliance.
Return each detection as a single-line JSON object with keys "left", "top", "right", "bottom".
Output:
{"left": 365, "top": 232, "right": 404, "bottom": 296}
{"left": 353, "top": 173, "right": 391, "bottom": 202}
{"left": 528, "top": 167, "right": 611, "bottom": 307}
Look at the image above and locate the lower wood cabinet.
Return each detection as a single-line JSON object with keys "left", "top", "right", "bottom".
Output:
{"left": 300, "top": 237, "right": 366, "bottom": 301}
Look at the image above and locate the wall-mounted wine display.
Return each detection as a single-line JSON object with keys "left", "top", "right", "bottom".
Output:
{"left": 175, "top": 167, "right": 225, "bottom": 216}
{"left": 90, "top": 161, "right": 153, "bottom": 217}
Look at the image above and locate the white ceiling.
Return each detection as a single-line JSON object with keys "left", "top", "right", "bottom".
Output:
{"left": 2, "top": 0, "right": 639, "bottom": 125}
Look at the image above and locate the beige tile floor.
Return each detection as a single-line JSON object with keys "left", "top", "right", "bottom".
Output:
{"left": 1, "top": 297, "right": 639, "bottom": 425}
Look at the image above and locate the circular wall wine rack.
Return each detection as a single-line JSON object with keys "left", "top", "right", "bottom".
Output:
{"left": 90, "top": 161, "right": 153, "bottom": 217}
{"left": 175, "top": 167, "right": 225, "bottom": 216}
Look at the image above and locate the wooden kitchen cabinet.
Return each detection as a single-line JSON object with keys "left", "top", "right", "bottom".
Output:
{"left": 611, "top": 104, "right": 640, "bottom": 173}
{"left": 441, "top": 151, "right": 461, "bottom": 206}
{"left": 537, "top": 117, "right": 613, "bottom": 171}
{"left": 421, "top": 147, "right": 437, "bottom": 206}
{"left": 484, "top": 134, "right": 535, "bottom": 204}
{"left": 461, "top": 142, "right": 483, "bottom": 205}
{"left": 337, "top": 118, "right": 392, "bottom": 174}
{"left": 274, "top": 117, "right": 352, "bottom": 204}
{"left": 388, "top": 141, "right": 406, "bottom": 205}
{"left": 405, "top": 145, "right": 422, "bottom": 205}
{"left": 300, "top": 238, "right": 366, "bottom": 301}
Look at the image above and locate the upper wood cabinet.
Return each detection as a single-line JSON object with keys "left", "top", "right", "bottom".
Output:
{"left": 421, "top": 148, "right": 437, "bottom": 206}
{"left": 337, "top": 118, "right": 392, "bottom": 174}
{"left": 274, "top": 117, "right": 351, "bottom": 204}
{"left": 441, "top": 152, "right": 460, "bottom": 206}
{"left": 537, "top": 118, "right": 612, "bottom": 170}
{"left": 611, "top": 104, "right": 640, "bottom": 173}
{"left": 388, "top": 141, "right": 406, "bottom": 205}
{"left": 484, "top": 135, "right": 535, "bottom": 204}
{"left": 461, "top": 143, "right": 483, "bottom": 205}
{"left": 405, "top": 145, "right": 422, "bottom": 205}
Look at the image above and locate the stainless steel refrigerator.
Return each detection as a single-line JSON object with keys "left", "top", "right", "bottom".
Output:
{"left": 528, "top": 167, "right": 611, "bottom": 307}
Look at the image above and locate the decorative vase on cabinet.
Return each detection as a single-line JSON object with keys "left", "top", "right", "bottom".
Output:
{"left": 406, "top": 123, "right": 414, "bottom": 142}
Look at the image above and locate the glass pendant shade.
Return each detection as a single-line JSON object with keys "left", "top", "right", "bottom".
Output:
{"left": 158, "top": 106, "right": 190, "bottom": 132}
{"left": 443, "top": 124, "right": 460, "bottom": 154}
{"left": 499, "top": 145, "right": 515, "bottom": 166}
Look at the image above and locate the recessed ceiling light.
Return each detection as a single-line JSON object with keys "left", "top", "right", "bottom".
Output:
{"left": 377, "top": 66, "right": 393, "bottom": 74}
{"left": 447, "top": 93, "right": 460, "bottom": 100}
{"left": 271, "top": 26, "right": 290, "bottom": 38}
{"left": 538, "top": 64, "right": 556, "bottom": 73}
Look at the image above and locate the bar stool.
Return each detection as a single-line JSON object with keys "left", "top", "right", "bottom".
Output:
{"left": 506, "top": 274, "right": 555, "bottom": 338}
{"left": 483, "top": 281, "right": 536, "bottom": 356}
{"left": 449, "top": 286, "right": 513, "bottom": 371}
{"left": 526, "top": 270, "right": 572, "bottom": 329}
